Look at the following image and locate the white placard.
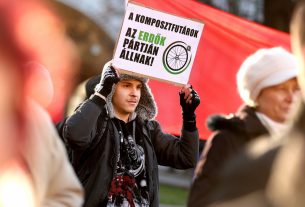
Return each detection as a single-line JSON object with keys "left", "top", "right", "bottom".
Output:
{"left": 112, "top": 2, "right": 204, "bottom": 85}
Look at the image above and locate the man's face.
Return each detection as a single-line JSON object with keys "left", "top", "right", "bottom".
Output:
{"left": 112, "top": 79, "right": 142, "bottom": 120}
{"left": 256, "top": 78, "right": 300, "bottom": 123}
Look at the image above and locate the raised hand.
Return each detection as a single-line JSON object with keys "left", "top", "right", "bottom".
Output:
{"left": 95, "top": 65, "right": 120, "bottom": 97}
{"left": 179, "top": 84, "right": 200, "bottom": 121}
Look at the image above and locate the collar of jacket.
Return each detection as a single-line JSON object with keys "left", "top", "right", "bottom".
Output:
{"left": 207, "top": 104, "right": 269, "bottom": 138}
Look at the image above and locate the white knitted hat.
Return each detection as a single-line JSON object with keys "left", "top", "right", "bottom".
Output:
{"left": 237, "top": 47, "right": 298, "bottom": 106}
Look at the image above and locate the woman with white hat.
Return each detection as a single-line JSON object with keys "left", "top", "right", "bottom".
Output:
{"left": 187, "top": 46, "right": 300, "bottom": 207}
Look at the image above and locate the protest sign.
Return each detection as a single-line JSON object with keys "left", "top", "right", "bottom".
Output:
{"left": 112, "top": 1, "right": 204, "bottom": 85}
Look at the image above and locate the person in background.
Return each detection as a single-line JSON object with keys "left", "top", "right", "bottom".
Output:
{"left": 60, "top": 60, "right": 200, "bottom": 207}
{"left": 0, "top": 1, "right": 84, "bottom": 206}
{"left": 0, "top": 37, "right": 84, "bottom": 207}
{"left": 191, "top": 3, "right": 305, "bottom": 206}
{"left": 24, "top": 62, "right": 84, "bottom": 207}
{"left": 187, "top": 46, "right": 300, "bottom": 207}
{"left": 267, "top": 2, "right": 305, "bottom": 206}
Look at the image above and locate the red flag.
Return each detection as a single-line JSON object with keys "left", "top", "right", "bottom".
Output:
{"left": 134, "top": 0, "right": 291, "bottom": 139}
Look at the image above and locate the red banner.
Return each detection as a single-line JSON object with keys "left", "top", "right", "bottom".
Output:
{"left": 133, "top": 0, "right": 290, "bottom": 139}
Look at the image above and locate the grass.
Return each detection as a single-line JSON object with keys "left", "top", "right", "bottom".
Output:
{"left": 159, "top": 184, "right": 189, "bottom": 205}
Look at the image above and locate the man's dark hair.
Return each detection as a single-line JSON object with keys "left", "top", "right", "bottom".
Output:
{"left": 85, "top": 75, "right": 101, "bottom": 99}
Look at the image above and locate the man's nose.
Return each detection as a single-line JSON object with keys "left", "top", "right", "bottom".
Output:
{"left": 130, "top": 87, "right": 138, "bottom": 96}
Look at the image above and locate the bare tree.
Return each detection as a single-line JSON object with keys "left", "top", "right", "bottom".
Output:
{"left": 198, "top": 0, "right": 296, "bottom": 32}
{"left": 264, "top": 0, "right": 296, "bottom": 32}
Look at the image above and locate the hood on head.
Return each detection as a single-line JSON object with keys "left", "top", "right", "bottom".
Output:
{"left": 102, "top": 61, "right": 157, "bottom": 120}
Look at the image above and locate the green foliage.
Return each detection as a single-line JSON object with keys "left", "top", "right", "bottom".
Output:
{"left": 159, "top": 184, "right": 189, "bottom": 206}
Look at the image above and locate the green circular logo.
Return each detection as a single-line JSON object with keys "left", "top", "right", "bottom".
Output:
{"left": 162, "top": 41, "right": 192, "bottom": 74}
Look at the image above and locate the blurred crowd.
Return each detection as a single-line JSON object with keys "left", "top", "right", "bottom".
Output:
{"left": 0, "top": 0, "right": 83, "bottom": 206}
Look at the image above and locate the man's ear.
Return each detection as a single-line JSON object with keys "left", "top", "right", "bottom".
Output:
{"left": 25, "top": 61, "right": 54, "bottom": 109}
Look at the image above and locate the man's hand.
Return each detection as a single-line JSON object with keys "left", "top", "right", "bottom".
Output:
{"left": 179, "top": 84, "right": 200, "bottom": 121}
{"left": 95, "top": 65, "right": 120, "bottom": 97}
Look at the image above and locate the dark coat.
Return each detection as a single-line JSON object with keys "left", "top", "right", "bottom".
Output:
{"left": 62, "top": 99, "right": 199, "bottom": 207}
{"left": 204, "top": 102, "right": 305, "bottom": 207}
{"left": 187, "top": 105, "right": 269, "bottom": 207}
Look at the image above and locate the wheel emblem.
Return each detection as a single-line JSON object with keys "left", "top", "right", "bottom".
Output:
{"left": 163, "top": 41, "right": 192, "bottom": 74}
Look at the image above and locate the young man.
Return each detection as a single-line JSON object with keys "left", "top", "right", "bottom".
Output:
{"left": 62, "top": 61, "right": 200, "bottom": 207}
